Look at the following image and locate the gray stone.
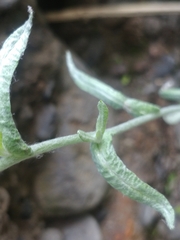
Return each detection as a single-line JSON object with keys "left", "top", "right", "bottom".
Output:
{"left": 40, "top": 228, "right": 63, "bottom": 240}
{"left": 0, "top": 188, "right": 10, "bottom": 215}
{"left": 138, "top": 204, "right": 159, "bottom": 227}
{"left": 63, "top": 215, "right": 102, "bottom": 240}
{"left": 34, "top": 148, "right": 108, "bottom": 216}
{"left": 0, "top": 0, "right": 19, "bottom": 10}
{"left": 0, "top": 188, "right": 18, "bottom": 240}
{"left": 151, "top": 55, "right": 175, "bottom": 79}
{"left": 35, "top": 104, "right": 57, "bottom": 141}
{"left": 143, "top": 17, "right": 162, "bottom": 36}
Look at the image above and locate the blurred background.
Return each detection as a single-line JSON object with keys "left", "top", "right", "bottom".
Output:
{"left": 0, "top": 0, "right": 180, "bottom": 239}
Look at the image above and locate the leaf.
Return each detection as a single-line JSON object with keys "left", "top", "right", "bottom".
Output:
{"left": 95, "top": 100, "right": 109, "bottom": 142}
{"left": 159, "top": 88, "right": 180, "bottom": 101}
{"left": 0, "top": 132, "right": 6, "bottom": 156}
{"left": 0, "top": 6, "right": 33, "bottom": 158}
{"left": 90, "top": 133, "right": 175, "bottom": 229}
{"left": 66, "top": 52, "right": 127, "bottom": 109}
{"left": 123, "top": 98, "right": 160, "bottom": 116}
{"left": 161, "top": 105, "right": 180, "bottom": 125}
{"left": 66, "top": 52, "right": 160, "bottom": 116}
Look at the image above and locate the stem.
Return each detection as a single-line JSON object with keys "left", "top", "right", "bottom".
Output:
{"left": 0, "top": 104, "right": 179, "bottom": 172}
{"left": 30, "top": 104, "right": 180, "bottom": 157}
{"left": 107, "top": 112, "right": 161, "bottom": 135}
{"left": 31, "top": 133, "right": 83, "bottom": 156}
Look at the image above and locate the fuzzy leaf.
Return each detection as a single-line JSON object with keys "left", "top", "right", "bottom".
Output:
{"left": 0, "top": 132, "right": 5, "bottom": 155}
{"left": 66, "top": 52, "right": 127, "bottom": 109}
{"left": 66, "top": 52, "right": 160, "bottom": 116}
{"left": 161, "top": 105, "right": 180, "bottom": 125}
{"left": 90, "top": 133, "right": 175, "bottom": 229}
{"left": 95, "top": 100, "right": 108, "bottom": 142}
{"left": 159, "top": 88, "right": 180, "bottom": 101}
{"left": 0, "top": 7, "right": 33, "bottom": 158}
{"left": 123, "top": 98, "right": 160, "bottom": 116}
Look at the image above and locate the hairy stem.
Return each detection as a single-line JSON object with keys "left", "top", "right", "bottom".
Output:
{"left": 30, "top": 104, "right": 180, "bottom": 157}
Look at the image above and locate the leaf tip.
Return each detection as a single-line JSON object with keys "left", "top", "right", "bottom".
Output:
{"left": 27, "top": 6, "right": 33, "bottom": 16}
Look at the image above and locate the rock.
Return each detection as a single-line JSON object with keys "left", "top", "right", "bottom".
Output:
{"left": 143, "top": 17, "right": 162, "bottom": 37}
{"left": 0, "top": 188, "right": 10, "bottom": 215}
{"left": 0, "top": 188, "right": 18, "bottom": 240}
{"left": 148, "top": 43, "right": 166, "bottom": 59}
{"left": 34, "top": 147, "right": 108, "bottom": 216}
{"left": 35, "top": 104, "right": 57, "bottom": 141}
{"left": 40, "top": 228, "right": 63, "bottom": 240}
{"left": 63, "top": 215, "right": 102, "bottom": 240}
{"left": 138, "top": 205, "right": 159, "bottom": 228}
{"left": 151, "top": 55, "right": 176, "bottom": 79}
{"left": 0, "top": 0, "right": 19, "bottom": 10}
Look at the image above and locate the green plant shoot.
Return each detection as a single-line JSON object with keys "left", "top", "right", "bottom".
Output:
{"left": 0, "top": 6, "right": 179, "bottom": 230}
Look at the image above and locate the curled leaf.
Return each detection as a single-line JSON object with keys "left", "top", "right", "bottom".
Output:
{"left": 66, "top": 52, "right": 127, "bottom": 109}
{"left": 66, "top": 52, "right": 160, "bottom": 116}
{"left": 90, "top": 133, "right": 175, "bottom": 229}
{"left": 0, "top": 7, "right": 33, "bottom": 158}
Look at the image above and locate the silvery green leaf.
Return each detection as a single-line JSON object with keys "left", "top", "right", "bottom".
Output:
{"left": 159, "top": 88, "right": 180, "bottom": 101}
{"left": 161, "top": 105, "right": 180, "bottom": 125}
{"left": 123, "top": 98, "right": 160, "bottom": 116}
{"left": 0, "top": 7, "right": 33, "bottom": 158}
{"left": 0, "top": 132, "right": 4, "bottom": 156}
{"left": 66, "top": 52, "right": 160, "bottom": 117}
{"left": 90, "top": 133, "right": 175, "bottom": 229}
{"left": 66, "top": 52, "right": 127, "bottom": 109}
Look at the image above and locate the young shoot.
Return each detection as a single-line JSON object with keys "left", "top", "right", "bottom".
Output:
{"left": 1, "top": 6, "right": 180, "bottom": 230}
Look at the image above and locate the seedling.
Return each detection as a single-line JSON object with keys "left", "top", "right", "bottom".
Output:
{"left": 1, "top": 7, "right": 180, "bottom": 229}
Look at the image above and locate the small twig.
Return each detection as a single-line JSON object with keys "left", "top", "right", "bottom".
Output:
{"left": 45, "top": 2, "right": 180, "bottom": 22}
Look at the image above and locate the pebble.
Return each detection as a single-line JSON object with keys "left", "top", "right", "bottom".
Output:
{"left": 138, "top": 204, "right": 159, "bottom": 228}
{"left": 0, "top": 188, "right": 10, "bottom": 215}
{"left": 143, "top": 17, "right": 162, "bottom": 36}
{"left": 35, "top": 104, "right": 57, "bottom": 141}
{"left": 63, "top": 215, "right": 102, "bottom": 240}
{"left": 34, "top": 150, "right": 108, "bottom": 216}
{"left": 148, "top": 42, "right": 166, "bottom": 59}
{"left": 40, "top": 228, "right": 63, "bottom": 240}
{"left": 151, "top": 55, "right": 175, "bottom": 79}
{"left": 0, "top": 0, "right": 18, "bottom": 10}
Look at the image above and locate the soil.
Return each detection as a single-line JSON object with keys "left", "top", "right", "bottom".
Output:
{"left": 1, "top": 0, "right": 180, "bottom": 239}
